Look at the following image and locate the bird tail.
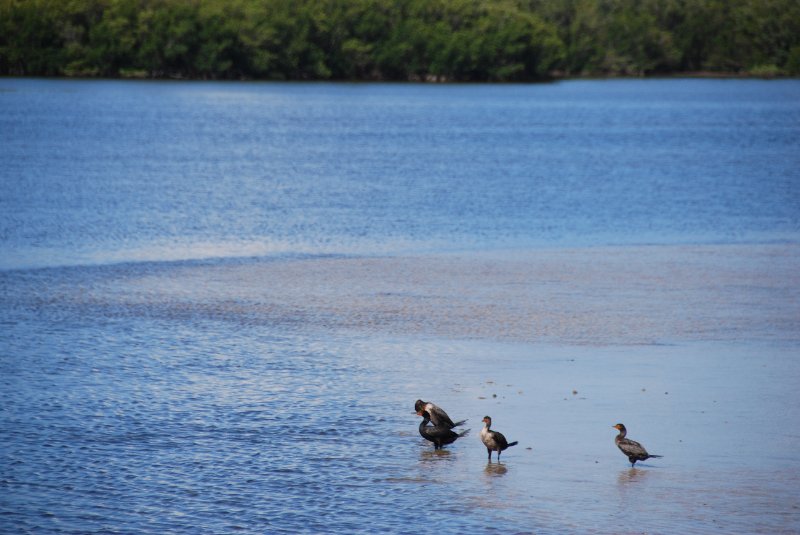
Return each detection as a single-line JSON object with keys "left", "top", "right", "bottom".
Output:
{"left": 649, "top": 454, "right": 663, "bottom": 458}
{"left": 452, "top": 419, "right": 467, "bottom": 428}
{"left": 507, "top": 441, "right": 519, "bottom": 448}
{"left": 457, "top": 429, "right": 470, "bottom": 438}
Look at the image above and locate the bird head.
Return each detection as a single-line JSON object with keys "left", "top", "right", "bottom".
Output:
{"left": 613, "top": 423, "right": 626, "bottom": 432}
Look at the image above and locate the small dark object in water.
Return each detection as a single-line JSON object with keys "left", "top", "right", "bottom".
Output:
{"left": 413, "top": 399, "right": 465, "bottom": 429}
{"left": 612, "top": 423, "right": 663, "bottom": 467}
{"left": 480, "top": 415, "right": 518, "bottom": 461}
{"left": 417, "top": 410, "right": 468, "bottom": 449}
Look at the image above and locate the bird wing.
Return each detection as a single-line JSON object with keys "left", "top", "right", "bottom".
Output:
{"left": 425, "top": 403, "right": 456, "bottom": 428}
{"left": 491, "top": 431, "right": 509, "bottom": 449}
{"left": 617, "top": 438, "right": 648, "bottom": 457}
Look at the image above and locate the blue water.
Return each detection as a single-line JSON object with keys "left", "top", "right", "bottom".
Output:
{"left": 1, "top": 79, "right": 799, "bottom": 269}
{"left": 2, "top": 79, "right": 800, "bottom": 534}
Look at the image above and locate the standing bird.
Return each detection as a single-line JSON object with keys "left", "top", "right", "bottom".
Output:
{"left": 417, "top": 410, "right": 469, "bottom": 450}
{"left": 480, "top": 416, "right": 518, "bottom": 461}
{"left": 414, "top": 399, "right": 465, "bottom": 429}
{"left": 613, "top": 423, "right": 663, "bottom": 467}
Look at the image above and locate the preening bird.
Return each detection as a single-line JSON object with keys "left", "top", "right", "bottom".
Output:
{"left": 417, "top": 410, "right": 469, "bottom": 450}
{"left": 414, "top": 399, "right": 465, "bottom": 429}
{"left": 480, "top": 415, "right": 518, "bottom": 461}
{"left": 613, "top": 423, "right": 663, "bottom": 467}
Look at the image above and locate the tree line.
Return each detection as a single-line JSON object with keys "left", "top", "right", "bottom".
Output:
{"left": 1, "top": 0, "right": 799, "bottom": 81}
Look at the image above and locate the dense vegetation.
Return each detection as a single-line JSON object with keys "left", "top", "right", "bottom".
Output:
{"left": 2, "top": 0, "right": 799, "bottom": 81}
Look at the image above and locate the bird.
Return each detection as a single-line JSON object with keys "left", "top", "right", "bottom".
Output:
{"left": 612, "top": 423, "right": 663, "bottom": 467}
{"left": 480, "top": 415, "right": 518, "bottom": 461}
{"left": 417, "top": 410, "right": 469, "bottom": 450}
{"left": 414, "top": 399, "right": 465, "bottom": 429}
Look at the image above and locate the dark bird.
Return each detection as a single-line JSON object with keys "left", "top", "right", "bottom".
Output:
{"left": 417, "top": 410, "right": 469, "bottom": 450}
{"left": 613, "top": 423, "right": 663, "bottom": 467}
{"left": 480, "top": 415, "right": 518, "bottom": 461}
{"left": 414, "top": 399, "right": 465, "bottom": 429}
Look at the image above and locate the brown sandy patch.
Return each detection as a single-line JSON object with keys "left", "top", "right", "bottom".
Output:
{"left": 111, "top": 243, "right": 800, "bottom": 345}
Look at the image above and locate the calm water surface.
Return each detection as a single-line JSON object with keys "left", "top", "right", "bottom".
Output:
{"left": 2, "top": 78, "right": 799, "bottom": 268}
{"left": 2, "top": 79, "right": 799, "bottom": 533}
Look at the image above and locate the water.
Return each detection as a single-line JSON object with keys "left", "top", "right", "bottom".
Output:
{"left": 2, "top": 79, "right": 800, "bottom": 534}
{"left": 2, "top": 79, "right": 799, "bottom": 269}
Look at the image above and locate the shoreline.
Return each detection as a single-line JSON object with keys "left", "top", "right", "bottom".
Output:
{"left": 3, "top": 72, "right": 798, "bottom": 83}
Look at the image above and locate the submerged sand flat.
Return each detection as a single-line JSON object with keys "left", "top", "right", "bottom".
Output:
{"left": 109, "top": 243, "right": 800, "bottom": 346}
{"left": 5, "top": 242, "right": 800, "bottom": 533}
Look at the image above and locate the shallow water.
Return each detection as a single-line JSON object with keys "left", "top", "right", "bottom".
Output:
{"left": 2, "top": 79, "right": 800, "bottom": 533}
{"left": 2, "top": 313, "right": 799, "bottom": 534}
{"left": 2, "top": 248, "right": 799, "bottom": 533}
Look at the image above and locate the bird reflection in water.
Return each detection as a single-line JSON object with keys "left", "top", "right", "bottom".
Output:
{"left": 617, "top": 467, "right": 650, "bottom": 485}
{"left": 484, "top": 462, "right": 509, "bottom": 477}
{"left": 419, "top": 448, "right": 453, "bottom": 463}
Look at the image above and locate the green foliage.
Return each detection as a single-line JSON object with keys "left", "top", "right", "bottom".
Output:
{"left": 0, "top": 0, "right": 797, "bottom": 80}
